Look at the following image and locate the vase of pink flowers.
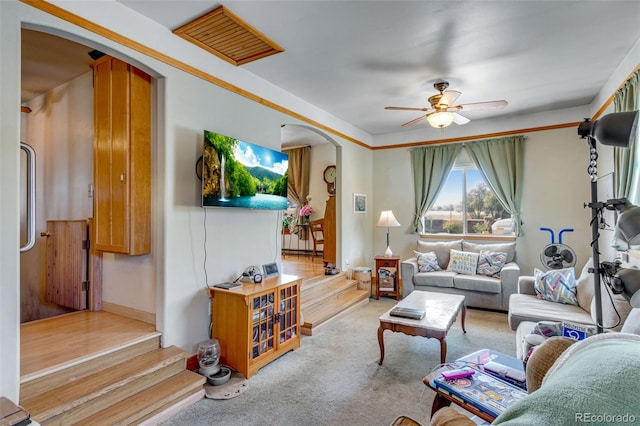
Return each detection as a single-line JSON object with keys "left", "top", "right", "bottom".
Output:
{"left": 299, "top": 204, "right": 314, "bottom": 224}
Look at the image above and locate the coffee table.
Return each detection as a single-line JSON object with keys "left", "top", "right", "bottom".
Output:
{"left": 378, "top": 291, "right": 466, "bottom": 365}
{"left": 424, "top": 350, "right": 527, "bottom": 422}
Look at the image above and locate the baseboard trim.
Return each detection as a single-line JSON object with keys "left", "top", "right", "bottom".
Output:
{"left": 101, "top": 301, "right": 156, "bottom": 325}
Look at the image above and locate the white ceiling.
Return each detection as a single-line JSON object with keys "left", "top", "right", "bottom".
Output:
{"left": 21, "top": 1, "right": 640, "bottom": 145}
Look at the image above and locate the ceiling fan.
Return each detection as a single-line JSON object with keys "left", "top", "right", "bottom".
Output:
{"left": 385, "top": 81, "right": 508, "bottom": 129}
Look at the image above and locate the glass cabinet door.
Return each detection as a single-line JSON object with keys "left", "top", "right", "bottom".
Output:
{"left": 251, "top": 292, "right": 275, "bottom": 360}
{"left": 279, "top": 284, "right": 298, "bottom": 344}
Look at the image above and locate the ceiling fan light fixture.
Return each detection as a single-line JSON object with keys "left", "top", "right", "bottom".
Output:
{"left": 427, "top": 111, "right": 455, "bottom": 128}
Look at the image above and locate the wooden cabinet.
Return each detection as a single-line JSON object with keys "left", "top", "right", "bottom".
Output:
{"left": 323, "top": 195, "right": 336, "bottom": 265}
{"left": 374, "top": 256, "right": 402, "bottom": 300}
{"left": 93, "top": 55, "right": 151, "bottom": 255}
{"left": 209, "top": 274, "right": 301, "bottom": 378}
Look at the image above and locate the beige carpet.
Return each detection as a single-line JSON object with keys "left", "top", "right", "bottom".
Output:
{"left": 161, "top": 298, "right": 516, "bottom": 426}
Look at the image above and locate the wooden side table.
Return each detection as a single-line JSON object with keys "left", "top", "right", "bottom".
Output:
{"left": 374, "top": 255, "right": 402, "bottom": 300}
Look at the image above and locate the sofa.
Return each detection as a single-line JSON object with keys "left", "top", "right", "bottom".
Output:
{"left": 508, "top": 258, "right": 633, "bottom": 358}
{"left": 401, "top": 239, "right": 520, "bottom": 311}
{"left": 428, "top": 332, "right": 640, "bottom": 426}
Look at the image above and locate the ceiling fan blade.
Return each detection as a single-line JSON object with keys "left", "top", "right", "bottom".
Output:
{"left": 402, "top": 115, "right": 428, "bottom": 127}
{"left": 452, "top": 113, "right": 470, "bottom": 125}
{"left": 458, "top": 100, "right": 508, "bottom": 111}
{"left": 439, "top": 90, "right": 461, "bottom": 107}
{"left": 385, "top": 106, "right": 431, "bottom": 112}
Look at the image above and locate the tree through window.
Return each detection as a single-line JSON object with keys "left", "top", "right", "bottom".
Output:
{"left": 422, "top": 148, "right": 513, "bottom": 235}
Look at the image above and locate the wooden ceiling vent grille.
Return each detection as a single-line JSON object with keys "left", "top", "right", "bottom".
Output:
{"left": 173, "top": 5, "right": 284, "bottom": 66}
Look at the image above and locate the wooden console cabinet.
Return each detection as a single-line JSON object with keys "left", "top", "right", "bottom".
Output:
{"left": 208, "top": 274, "right": 301, "bottom": 378}
{"left": 93, "top": 55, "right": 151, "bottom": 255}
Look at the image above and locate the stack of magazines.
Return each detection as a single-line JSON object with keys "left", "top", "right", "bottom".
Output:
{"left": 430, "top": 366, "right": 527, "bottom": 418}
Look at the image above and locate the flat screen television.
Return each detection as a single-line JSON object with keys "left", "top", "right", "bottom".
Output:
{"left": 202, "top": 130, "right": 288, "bottom": 210}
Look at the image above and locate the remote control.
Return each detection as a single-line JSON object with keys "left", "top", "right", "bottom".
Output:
{"left": 441, "top": 367, "right": 475, "bottom": 380}
{"left": 484, "top": 361, "right": 526, "bottom": 382}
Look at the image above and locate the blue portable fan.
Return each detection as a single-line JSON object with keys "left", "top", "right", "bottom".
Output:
{"left": 539, "top": 228, "right": 577, "bottom": 270}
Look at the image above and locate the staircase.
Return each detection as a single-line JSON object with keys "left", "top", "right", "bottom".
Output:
{"left": 19, "top": 312, "right": 205, "bottom": 425}
{"left": 300, "top": 272, "right": 369, "bottom": 335}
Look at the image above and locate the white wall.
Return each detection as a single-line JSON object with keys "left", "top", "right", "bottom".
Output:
{"left": 160, "top": 70, "right": 286, "bottom": 350}
{"left": 20, "top": 71, "right": 94, "bottom": 322}
{"left": 308, "top": 142, "right": 337, "bottom": 218}
{"left": 518, "top": 127, "right": 592, "bottom": 274}
{"left": 337, "top": 140, "right": 374, "bottom": 270}
{"left": 371, "top": 146, "right": 414, "bottom": 260}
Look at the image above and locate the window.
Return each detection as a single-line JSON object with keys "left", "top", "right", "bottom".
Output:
{"left": 422, "top": 148, "right": 513, "bottom": 235}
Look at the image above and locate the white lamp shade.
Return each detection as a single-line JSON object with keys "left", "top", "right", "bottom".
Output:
{"left": 377, "top": 211, "right": 401, "bottom": 257}
{"left": 376, "top": 211, "right": 401, "bottom": 228}
{"left": 427, "top": 112, "right": 455, "bottom": 128}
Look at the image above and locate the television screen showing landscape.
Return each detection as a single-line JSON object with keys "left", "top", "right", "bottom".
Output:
{"left": 202, "top": 130, "right": 288, "bottom": 210}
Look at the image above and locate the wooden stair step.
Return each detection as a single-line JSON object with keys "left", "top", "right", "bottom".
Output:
{"left": 76, "top": 370, "right": 205, "bottom": 426}
{"left": 137, "top": 387, "right": 205, "bottom": 426}
{"left": 302, "top": 289, "right": 369, "bottom": 334}
{"left": 20, "top": 335, "right": 161, "bottom": 401}
{"left": 22, "top": 346, "right": 187, "bottom": 425}
{"left": 303, "top": 287, "right": 369, "bottom": 320}
{"left": 301, "top": 277, "right": 358, "bottom": 309}
{"left": 300, "top": 272, "right": 347, "bottom": 292}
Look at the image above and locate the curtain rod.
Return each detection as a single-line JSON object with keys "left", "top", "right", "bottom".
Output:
{"left": 282, "top": 145, "right": 311, "bottom": 150}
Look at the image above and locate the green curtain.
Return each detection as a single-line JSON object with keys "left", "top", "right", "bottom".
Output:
{"left": 465, "top": 135, "right": 526, "bottom": 236}
{"left": 410, "top": 143, "right": 462, "bottom": 233}
{"left": 613, "top": 70, "right": 639, "bottom": 204}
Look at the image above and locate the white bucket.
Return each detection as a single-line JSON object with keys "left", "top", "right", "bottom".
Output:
{"left": 353, "top": 267, "right": 372, "bottom": 296}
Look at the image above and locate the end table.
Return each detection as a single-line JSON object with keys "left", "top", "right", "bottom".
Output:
{"left": 374, "top": 255, "right": 402, "bottom": 300}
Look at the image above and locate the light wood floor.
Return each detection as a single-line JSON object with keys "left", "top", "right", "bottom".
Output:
{"left": 282, "top": 254, "right": 326, "bottom": 279}
{"left": 19, "top": 256, "right": 321, "bottom": 383}
{"left": 20, "top": 310, "right": 159, "bottom": 381}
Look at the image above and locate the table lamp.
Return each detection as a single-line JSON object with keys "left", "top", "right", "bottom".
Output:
{"left": 377, "top": 210, "right": 401, "bottom": 257}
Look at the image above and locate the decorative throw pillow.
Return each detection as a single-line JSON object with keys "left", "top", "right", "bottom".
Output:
{"left": 561, "top": 321, "right": 597, "bottom": 341}
{"left": 533, "top": 268, "right": 578, "bottom": 305}
{"left": 416, "top": 239, "right": 462, "bottom": 270}
{"left": 414, "top": 251, "right": 441, "bottom": 272}
{"left": 476, "top": 250, "right": 508, "bottom": 277}
{"left": 532, "top": 321, "right": 563, "bottom": 337}
{"left": 575, "top": 258, "right": 594, "bottom": 313}
{"left": 447, "top": 249, "right": 479, "bottom": 275}
{"left": 463, "top": 240, "right": 516, "bottom": 263}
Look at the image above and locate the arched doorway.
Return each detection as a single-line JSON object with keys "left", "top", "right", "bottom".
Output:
{"left": 281, "top": 124, "right": 341, "bottom": 276}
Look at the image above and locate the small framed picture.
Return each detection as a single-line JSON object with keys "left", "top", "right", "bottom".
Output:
{"left": 353, "top": 193, "right": 367, "bottom": 213}
{"left": 262, "top": 262, "right": 279, "bottom": 278}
